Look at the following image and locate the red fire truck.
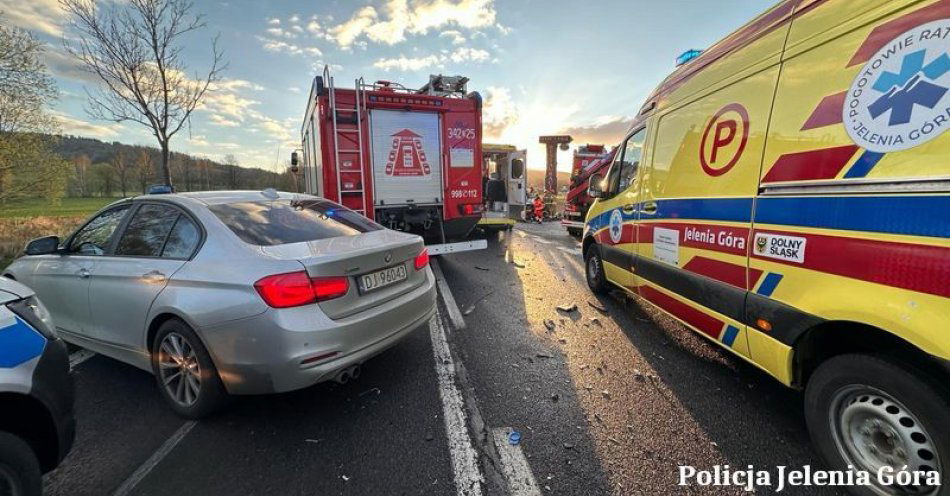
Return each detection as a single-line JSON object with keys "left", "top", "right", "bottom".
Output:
{"left": 561, "top": 144, "right": 616, "bottom": 237}
{"left": 294, "top": 67, "right": 487, "bottom": 254}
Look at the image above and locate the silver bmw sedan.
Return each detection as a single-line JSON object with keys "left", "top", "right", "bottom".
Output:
{"left": 3, "top": 190, "right": 436, "bottom": 418}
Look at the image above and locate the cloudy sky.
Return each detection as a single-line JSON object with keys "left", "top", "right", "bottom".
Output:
{"left": 2, "top": 0, "right": 768, "bottom": 171}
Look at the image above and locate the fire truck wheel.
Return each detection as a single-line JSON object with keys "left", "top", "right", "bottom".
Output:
{"left": 805, "top": 353, "right": 949, "bottom": 496}
{"left": 584, "top": 244, "right": 609, "bottom": 295}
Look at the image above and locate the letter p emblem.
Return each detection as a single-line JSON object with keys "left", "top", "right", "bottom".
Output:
{"left": 700, "top": 103, "right": 750, "bottom": 176}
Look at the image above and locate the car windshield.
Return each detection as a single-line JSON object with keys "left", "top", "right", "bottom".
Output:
{"left": 208, "top": 199, "right": 382, "bottom": 246}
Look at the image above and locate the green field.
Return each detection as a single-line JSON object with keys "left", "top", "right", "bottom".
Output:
{"left": 0, "top": 197, "right": 117, "bottom": 219}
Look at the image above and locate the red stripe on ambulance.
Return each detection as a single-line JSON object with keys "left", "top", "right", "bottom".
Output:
{"left": 753, "top": 230, "right": 950, "bottom": 298}
{"left": 639, "top": 286, "right": 725, "bottom": 339}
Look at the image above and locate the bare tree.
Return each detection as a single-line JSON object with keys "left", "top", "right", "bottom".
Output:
{"left": 60, "top": 0, "right": 225, "bottom": 188}
{"left": 0, "top": 16, "right": 70, "bottom": 204}
{"left": 223, "top": 153, "right": 238, "bottom": 189}
{"left": 136, "top": 148, "right": 154, "bottom": 193}
{"left": 110, "top": 146, "right": 130, "bottom": 196}
{"left": 73, "top": 154, "right": 91, "bottom": 197}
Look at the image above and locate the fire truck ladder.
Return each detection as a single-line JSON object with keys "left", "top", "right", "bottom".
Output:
{"left": 325, "top": 66, "right": 369, "bottom": 216}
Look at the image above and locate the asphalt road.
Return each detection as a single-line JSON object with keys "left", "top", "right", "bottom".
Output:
{"left": 42, "top": 221, "right": 843, "bottom": 496}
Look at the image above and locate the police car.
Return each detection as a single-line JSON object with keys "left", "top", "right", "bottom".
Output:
{"left": 0, "top": 278, "right": 74, "bottom": 496}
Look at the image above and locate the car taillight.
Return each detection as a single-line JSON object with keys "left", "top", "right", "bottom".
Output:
{"left": 414, "top": 248, "right": 430, "bottom": 270}
{"left": 311, "top": 277, "right": 349, "bottom": 301}
{"left": 255, "top": 271, "right": 349, "bottom": 308}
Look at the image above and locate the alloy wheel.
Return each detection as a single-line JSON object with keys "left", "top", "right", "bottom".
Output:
{"left": 158, "top": 332, "right": 202, "bottom": 407}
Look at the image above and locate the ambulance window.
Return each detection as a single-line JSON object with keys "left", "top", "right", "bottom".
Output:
{"left": 604, "top": 161, "right": 622, "bottom": 198}
{"left": 511, "top": 159, "right": 524, "bottom": 179}
{"left": 618, "top": 128, "right": 646, "bottom": 192}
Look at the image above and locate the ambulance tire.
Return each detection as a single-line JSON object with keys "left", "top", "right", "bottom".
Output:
{"left": 805, "top": 354, "right": 950, "bottom": 496}
{"left": 0, "top": 432, "right": 42, "bottom": 496}
{"left": 584, "top": 244, "right": 609, "bottom": 295}
{"left": 567, "top": 227, "right": 582, "bottom": 238}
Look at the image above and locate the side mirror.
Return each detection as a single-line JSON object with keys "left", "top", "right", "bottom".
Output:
{"left": 291, "top": 151, "right": 299, "bottom": 166}
{"left": 25, "top": 236, "right": 61, "bottom": 256}
{"left": 588, "top": 173, "right": 606, "bottom": 199}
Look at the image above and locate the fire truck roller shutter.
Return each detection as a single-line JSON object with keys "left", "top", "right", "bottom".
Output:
{"left": 369, "top": 109, "right": 444, "bottom": 206}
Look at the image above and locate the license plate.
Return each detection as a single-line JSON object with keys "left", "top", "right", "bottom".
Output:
{"left": 358, "top": 264, "right": 408, "bottom": 293}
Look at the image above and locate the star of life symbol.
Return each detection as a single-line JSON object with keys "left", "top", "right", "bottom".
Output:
{"left": 384, "top": 129, "right": 432, "bottom": 177}
{"left": 609, "top": 209, "right": 624, "bottom": 244}
{"left": 844, "top": 19, "right": 950, "bottom": 153}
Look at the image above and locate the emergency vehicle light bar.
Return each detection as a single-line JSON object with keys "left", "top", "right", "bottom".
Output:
{"left": 676, "top": 49, "right": 703, "bottom": 66}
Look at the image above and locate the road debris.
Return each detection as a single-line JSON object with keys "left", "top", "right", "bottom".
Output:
{"left": 462, "top": 291, "right": 494, "bottom": 316}
{"left": 536, "top": 353, "right": 554, "bottom": 359}
{"left": 513, "top": 261, "right": 526, "bottom": 268}
{"left": 556, "top": 302, "right": 578, "bottom": 312}
{"left": 543, "top": 319, "right": 556, "bottom": 331}
{"left": 551, "top": 393, "right": 559, "bottom": 402}
{"left": 589, "top": 317, "right": 602, "bottom": 326}
{"left": 341, "top": 475, "right": 350, "bottom": 482}
{"left": 358, "top": 387, "right": 381, "bottom": 397}
{"left": 563, "top": 442, "right": 574, "bottom": 449}
{"left": 587, "top": 301, "right": 607, "bottom": 313}
{"left": 305, "top": 438, "right": 323, "bottom": 444}
{"left": 474, "top": 265, "right": 490, "bottom": 271}
{"left": 601, "top": 390, "right": 611, "bottom": 400}
{"left": 508, "top": 430, "right": 522, "bottom": 446}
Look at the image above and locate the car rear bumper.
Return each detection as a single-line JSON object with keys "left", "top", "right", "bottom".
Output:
{"left": 200, "top": 270, "right": 437, "bottom": 394}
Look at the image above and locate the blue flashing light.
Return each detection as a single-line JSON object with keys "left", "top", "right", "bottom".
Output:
{"left": 147, "top": 184, "right": 175, "bottom": 194}
{"left": 676, "top": 49, "right": 703, "bottom": 67}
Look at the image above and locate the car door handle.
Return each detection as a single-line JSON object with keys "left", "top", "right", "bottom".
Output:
{"left": 142, "top": 270, "right": 166, "bottom": 283}
{"left": 77, "top": 268, "right": 90, "bottom": 279}
{"left": 642, "top": 201, "right": 658, "bottom": 214}
{"left": 622, "top": 203, "right": 636, "bottom": 214}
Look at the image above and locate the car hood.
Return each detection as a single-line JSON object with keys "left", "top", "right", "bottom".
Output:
{"left": 0, "top": 278, "right": 33, "bottom": 304}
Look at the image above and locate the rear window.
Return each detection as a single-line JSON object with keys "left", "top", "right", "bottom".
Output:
{"left": 209, "top": 200, "right": 382, "bottom": 246}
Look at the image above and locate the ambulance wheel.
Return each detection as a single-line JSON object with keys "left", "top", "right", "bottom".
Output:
{"left": 805, "top": 354, "right": 948, "bottom": 496}
{"left": 567, "top": 227, "right": 582, "bottom": 238}
{"left": 0, "top": 432, "right": 41, "bottom": 496}
{"left": 584, "top": 244, "right": 609, "bottom": 295}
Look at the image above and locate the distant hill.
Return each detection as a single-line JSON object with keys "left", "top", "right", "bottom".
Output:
{"left": 49, "top": 134, "right": 295, "bottom": 194}
{"left": 526, "top": 168, "right": 572, "bottom": 192}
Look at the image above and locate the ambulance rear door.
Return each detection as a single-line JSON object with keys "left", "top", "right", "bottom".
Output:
{"left": 508, "top": 150, "right": 527, "bottom": 215}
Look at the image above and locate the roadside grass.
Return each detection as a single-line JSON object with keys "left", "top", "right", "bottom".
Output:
{"left": 0, "top": 216, "right": 88, "bottom": 272}
{"left": 0, "top": 197, "right": 116, "bottom": 219}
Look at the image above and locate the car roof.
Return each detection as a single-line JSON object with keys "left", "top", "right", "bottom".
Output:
{"left": 107, "top": 190, "right": 321, "bottom": 209}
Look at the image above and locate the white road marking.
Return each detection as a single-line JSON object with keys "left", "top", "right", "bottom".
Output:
{"left": 558, "top": 246, "right": 582, "bottom": 256}
{"left": 530, "top": 236, "right": 551, "bottom": 244}
{"left": 112, "top": 420, "right": 196, "bottom": 496}
{"left": 490, "top": 428, "right": 542, "bottom": 496}
{"left": 429, "top": 309, "right": 484, "bottom": 496}
{"left": 68, "top": 349, "right": 96, "bottom": 369}
{"left": 431, "top": 259, "right": 466, "bottom": 330}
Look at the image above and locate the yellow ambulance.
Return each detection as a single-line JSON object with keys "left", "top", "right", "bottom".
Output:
{"left": 582, "top": 1, "right": 949, "bottom": 493}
